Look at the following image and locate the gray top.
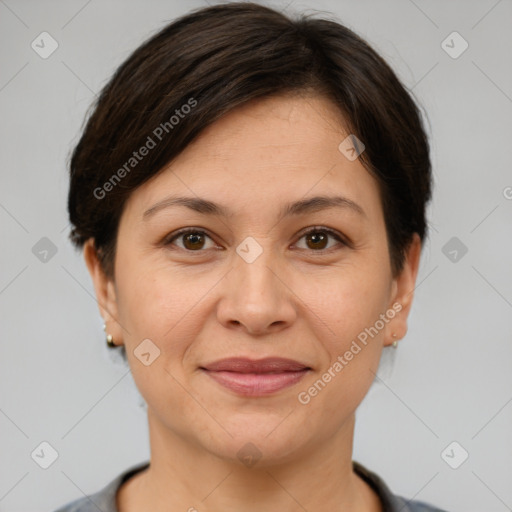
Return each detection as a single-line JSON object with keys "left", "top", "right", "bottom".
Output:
{"left": 53, "top": 460, "right": 448, "bottom": 512}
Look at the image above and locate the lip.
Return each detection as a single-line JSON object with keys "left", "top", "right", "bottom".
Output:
{"left": 200, "top": 357, "right": 311, "bottom": 396}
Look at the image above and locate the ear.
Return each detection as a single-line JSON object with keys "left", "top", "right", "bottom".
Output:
{"left": 83, "top": 238, "right": 123, "bottom": 346}
{"left": 384, "top": 233, "right": 422, "bottom": 346}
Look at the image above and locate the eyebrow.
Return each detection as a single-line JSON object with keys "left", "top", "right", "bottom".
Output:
{"left": 142, "top": 194, "right": 366, "bottom": 221}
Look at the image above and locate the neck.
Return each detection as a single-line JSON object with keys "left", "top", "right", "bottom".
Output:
{"left": 118, "top": 408, "right": 381, "bottom": 512}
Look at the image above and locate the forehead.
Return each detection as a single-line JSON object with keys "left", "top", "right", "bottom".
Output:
{"left": 124, "top": 94, "right": 383, "bottom": 224}
{"left": 186, "top": 93, "right": 350, "bottom": 160}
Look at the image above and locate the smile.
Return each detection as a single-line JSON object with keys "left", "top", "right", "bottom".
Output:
{"left": 200, "top": 357, "right": 311, "bottom": 396}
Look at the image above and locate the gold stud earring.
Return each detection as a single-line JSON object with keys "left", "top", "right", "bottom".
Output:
{"left": 103, "top": 323, "right": 116, "bottom": 348}
{"left": 391, "top": 333, "right": 398, "bottom": 348}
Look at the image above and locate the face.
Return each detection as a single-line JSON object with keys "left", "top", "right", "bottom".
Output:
{"left": 86, "top": 93, "right": 420, "bottom": 466}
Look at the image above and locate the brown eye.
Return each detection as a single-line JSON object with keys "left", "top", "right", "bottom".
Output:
{"left": 166, "top": 229, "right": 216, "bottom": 251}
{"left": 295, "top": 228, "right": 345, "bottom": 251}
{"left": 182, "top": 232, "right": 206, "bottom": 250}
{"left": 305, "top": 231, "right": 328, "bottom": 250}
{"left": 165, "top": 227, "right": 346, "bottom": 253}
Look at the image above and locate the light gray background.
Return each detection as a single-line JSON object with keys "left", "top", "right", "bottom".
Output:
{"left": 1, "top": 0, "right": 511, "bottom": 511}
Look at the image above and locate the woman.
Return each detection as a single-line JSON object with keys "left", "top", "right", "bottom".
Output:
{"left": 57, "top": 2, "right": 446, "bottom": 511}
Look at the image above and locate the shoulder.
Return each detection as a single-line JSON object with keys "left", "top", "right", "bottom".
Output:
{"left": 52, "top": 461, "right": 150, "bottom": 512}
{"left": 53, "top": 496, "right": 103, "bottom": 512}
{"left": 353, "top": 460, "right": 449, "bottom": 512}
{"left": 392, "top": 494, "right": 450, "bottom": 512}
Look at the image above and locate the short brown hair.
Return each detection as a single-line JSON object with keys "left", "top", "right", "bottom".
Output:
{"left": 68, "top": 1, "right": 432, "bottom": 279}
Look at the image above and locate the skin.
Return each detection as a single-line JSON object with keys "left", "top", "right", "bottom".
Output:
{"left": 84, "top": 93, "right": 421, "bottom": 512}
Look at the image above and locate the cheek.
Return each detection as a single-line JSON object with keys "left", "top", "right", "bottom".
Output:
{"left": 313, "top": 271, "right": 390, "bottom": 401}
{"left": 115, "top": 259, "right": 218, "bottom": 360}
{"left": 296, "top": 278, "right": 387, "bottom": 425}
{"left": 308, "top": 263, "right": 390, "bottom": 350}
{"left": 115, "top": 269, "right": 197, "bottom": 413}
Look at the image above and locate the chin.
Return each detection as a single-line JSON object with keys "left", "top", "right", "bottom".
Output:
{"left": 198, "top": 414, "right": 311, "bottom": 468}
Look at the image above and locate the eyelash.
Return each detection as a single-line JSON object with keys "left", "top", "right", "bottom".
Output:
{"left": 163, "top": 226, "right": 349, "bottom": 254}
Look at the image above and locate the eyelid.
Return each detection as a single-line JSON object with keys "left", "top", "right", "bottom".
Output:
{"left": 162, "top": 227, "right": 221, "bottom": 251}
{"left": 163, "top": 226, "right": 350, "bottom": 252}
{"left": 292, "top": 225, "right": 350, "bottom": 251}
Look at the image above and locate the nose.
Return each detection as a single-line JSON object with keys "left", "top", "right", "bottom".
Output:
{"left": 216, "top": 247, "right": 297, "bottom": 336}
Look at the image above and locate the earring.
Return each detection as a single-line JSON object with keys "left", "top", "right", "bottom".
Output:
{"left": 391, "top": 333, "right": 398, "bottom": 349}
{"left": 103, "top": 323, "right": 116, "bottom": 348}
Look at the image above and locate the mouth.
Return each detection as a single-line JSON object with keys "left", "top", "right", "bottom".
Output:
{"left": 200, "top": 357, "right": 311, "bottom": 396}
